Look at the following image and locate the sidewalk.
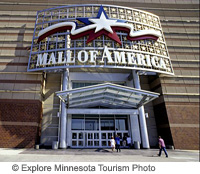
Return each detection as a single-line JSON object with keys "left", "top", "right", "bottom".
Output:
{"left": 0, "top": 148, "right": 199, "bottom": 162}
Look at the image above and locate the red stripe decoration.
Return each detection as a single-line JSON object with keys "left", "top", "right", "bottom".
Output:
{"left": 37, "top": 26, "right": 72, "bottom": 43}
{"left": 37, "top": 26, "right": 159, "bottom": 44}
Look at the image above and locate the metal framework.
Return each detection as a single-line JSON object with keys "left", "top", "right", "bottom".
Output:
{"left": 56, "top": 83, "right": 159, "bottom": 109}
{"left": 28, "top": 4, "right": 174, "bottom": 75}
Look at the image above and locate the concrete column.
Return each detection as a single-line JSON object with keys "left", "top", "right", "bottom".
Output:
{"left": 130, "top": 114, "right": 141, "bottom": 144}
{"left": 59, "top": 69, "right": 68, "bottom": 148}
{"left": 67, "top": 114, "right": 72, "bottom": 147}
{"left": 132, "top": 70, "right": 150, "bottom": 149}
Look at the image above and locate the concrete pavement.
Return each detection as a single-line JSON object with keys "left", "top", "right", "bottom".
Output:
{"left": 0, "top": 148, "right": 199, "bottom": 162}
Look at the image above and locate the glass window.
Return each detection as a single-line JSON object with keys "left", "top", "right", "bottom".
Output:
{"left": 72, "top": 119, "right": 84, "bottom": 130}
{"left": 101, "top": 119, "right": 115, "bottom": 130}
{"left": 101, "top": 133, "right": 106, "bottom": 139}
{"left": 72, "top": 82, "right": 124, "bottom": 89}
{"left": 78, "top": 141, "right": 84, "bottom": 146}
{"left": 88, "top": 141, "right": 93, "bottom": 146}
{"left": 117, "top": 133, "right": 122, "bottom": 139}
{"left": 72, "top": 133, "right": 77, "bottom": 139}
{"left": 85, "top": 119, "right": 99, "bottom": 130}
{"left": 87, "top": 133, "right": 93, "bottom": 139}
{"left": 108, "top": 133, "right": 113, "bottom": 139}
{"left": 94, "top": 141, "right": 99, "bottom": 146}
{"left": 72, "top": 141, "right": 77, "bottom": 146}
{"left": 72, "top": 83, "right": 85, "bottom": 89}
{"left": 94, "top": 133, "right": 99, "bottom": 139}
{"left": 115, "top": 119, "right": 128, "bottom": 130}
{"left": 72, "top": 82, "right": 98, "bottom": 89}
{"left": 79, "top": 132, "right": 83, "bottom": 139}
{"left": 102, "top": 141, "right": 107, "bottom": 146}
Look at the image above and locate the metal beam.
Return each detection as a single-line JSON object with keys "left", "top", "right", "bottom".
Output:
{"left": 66, "top": 109, "right": 138, "bottom": 115}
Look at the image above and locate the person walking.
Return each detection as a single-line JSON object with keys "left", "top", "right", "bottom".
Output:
{"left": 158, "top": 136, "right": 168, "bottom": 157}
{"left": 110, "top": 136, "right": 115, "bottom": 152}
{"left": 115, "top": 135, "right": 121, "bottom": 152}
{"left": 127, "top": 135, "right": 132, "bottom": 148}
{"left": 122, "top": 135, "right": 127, "bottom": 147}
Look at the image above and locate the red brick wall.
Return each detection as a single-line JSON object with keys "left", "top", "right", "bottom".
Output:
{"left": 0, "top": 126, "right": 39, "bottom": 148}
{"left": 0, "top": 99, "right": 42, "bottom": 148}
{"left": 170, "top": 127, "right": 199, "bottom": 150}
{"left": 166, "top": 103, "right": 199, "bottom": 150}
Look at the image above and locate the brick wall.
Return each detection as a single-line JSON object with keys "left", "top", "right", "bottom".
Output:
{"left": 0, "top": 99, "right": 42, "bottom": 148}
{"left": 170, "top": 127, "right": 199, "bottom": 150}
{"left": 166, "top": 103, "right": 199, "bottom": 150}
{"left": 0, "top": 0, "right": 199, "bottom": 150}
{"left": 0, "top": 5, "right": 43, "bottom": 148}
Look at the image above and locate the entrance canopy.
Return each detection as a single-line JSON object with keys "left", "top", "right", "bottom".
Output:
{"left": 56, "top": 83, "right": 159, "bottom": 109}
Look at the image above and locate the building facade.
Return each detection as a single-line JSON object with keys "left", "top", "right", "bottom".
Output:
{"left": 0, "top": 0, "right": 199, "bottom": 150}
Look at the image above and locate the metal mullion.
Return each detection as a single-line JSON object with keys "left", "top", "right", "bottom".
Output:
{"left": 117, "top": 91, "right": 135, "bottom": 97}
{"left": 70, "top": 94, "right": 137, "bottom": 108}
{"left": 70, "top": 96, "right": 105, "bottom": 106}
{"left": 57, "top": 83, "right": 159, "bottom": 108}
{"left": 70, "top": 102, "right": 99, "bottom": 108}
{"left": 127, "top": 96, "right": 142, "bottom": 103}
{"left": 108, "top": 100, "right": 133, "bottom": 108}
{"left": 71, "top": 89, "right": 104, "bottom": 98}
{"left": 70, "top": 95, "right": 104, "bottom": 104}
{"left": 71, "top": 89, "right": 105, "bottom": 98}
{"left": 127, "top": 93, "right": 143, "bottom": 100}
{"left": 70, "top": 92, "right": 104, "bottom": 103}
{"left": 84, "top": 114, "right": 85, "bottom": 131}
{"left": 57, "top": 83, "right": 159, "bottom": 96}
{"left": 101, "top": 99, "right": 136, "bottom": 108}
{"left": 106, "top": 89, "right": 142, "bottom": 99}
{"left": 105, "top": 88, "right": 120, "bottom": 95}
{"left": 103, "top": 95, "right": 137, "bottom": 106}
{"left": 56, "top": 84, "right": 107, "bottom": 95}
{"left": 108, "top": 84, "right": 159, "bottom": 96}
{"left": 140, "top": 96, "right": 155, "bottom": 106}
{"left": 99, "top": 115, "right": 101, "bottom": 147}
{"left": 137, "top": 95, "right": 148, "bottom": 108}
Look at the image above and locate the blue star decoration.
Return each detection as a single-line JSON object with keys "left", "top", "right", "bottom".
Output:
{"left": 76, "top": 5, "right": 126, "bottom": 44}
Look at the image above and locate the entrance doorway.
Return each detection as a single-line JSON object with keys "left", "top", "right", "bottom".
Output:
{"left": 71, "top": 131, "right": 129, "bottom": 148}
{"left": 71, "top": 114, "right": 129, "bottom": 148}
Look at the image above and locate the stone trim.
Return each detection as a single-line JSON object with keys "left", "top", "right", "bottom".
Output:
{"left": 0, "top": 121, "right": 40, "bottom": 127}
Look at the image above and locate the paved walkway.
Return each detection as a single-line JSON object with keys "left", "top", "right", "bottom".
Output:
{"left": 0, "top": 148, "right": 199, "bottom": 162}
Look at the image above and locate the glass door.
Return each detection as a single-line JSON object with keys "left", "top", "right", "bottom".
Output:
{"left": 94, "top": 132, "right": 100, "bottom": 147}
{"left": 86, "top": 132, "right": 93, "bottom": 147}
{"left": 71, "top": 114, "right": 130, "bottom": 148}
{"left": 71, "top": 131, "right": 84, "bottom": 147}
{"left": 101, "top": 131, "right": 114, "bottom": 147}
{"left": 115, "top": 131, "right": 129, "bottom": 146}
{"left": 85, "top": 132, "right": 100, "bottom": 147}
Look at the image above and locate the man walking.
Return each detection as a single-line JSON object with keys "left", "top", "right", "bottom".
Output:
{"left": 115, "top": 135, "right": 121, "bottom": 152}
{"left": 158, "top": 136, "right": 168, "bottom": 157}
{"left": 127, "top": 135, "right": 132, "bottom": 149}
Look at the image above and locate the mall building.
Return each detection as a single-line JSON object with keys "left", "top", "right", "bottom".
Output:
{"left": 0, "top": 0, "right": 199, "bottom": 150}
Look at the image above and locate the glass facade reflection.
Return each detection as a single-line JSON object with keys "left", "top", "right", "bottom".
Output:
{"left": 71, "top": 114, "right": 129, "bottom": 147}
{"left": 71, "top": 119, "right": 84, "bottom": 130}
{"left": 71, "top": 114, "right": 128, "bottom": 131}
{"left": 115, "top": 119, "right": 127, "bottom": 130}
{"left": 101, "top": 120, "right": 114, "bottom": 130}
{"left": 85, "top": 119, "right": 99, "bottom": 130}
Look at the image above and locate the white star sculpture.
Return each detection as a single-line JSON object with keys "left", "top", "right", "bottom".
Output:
{"left": 89, "top": 12, "right": 117, "bottom": 34}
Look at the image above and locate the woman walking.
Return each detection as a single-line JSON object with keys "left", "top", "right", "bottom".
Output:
{"left": 110, "top": 136, "right": 115, "bottom": 152}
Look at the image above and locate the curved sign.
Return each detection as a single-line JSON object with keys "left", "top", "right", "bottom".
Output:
{"left": 28, "top": 5, "right": 174, "bottom": 75}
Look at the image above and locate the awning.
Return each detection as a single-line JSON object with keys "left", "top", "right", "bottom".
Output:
{"left": 56, "top": 83, "right": 159, "bottom": 109}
